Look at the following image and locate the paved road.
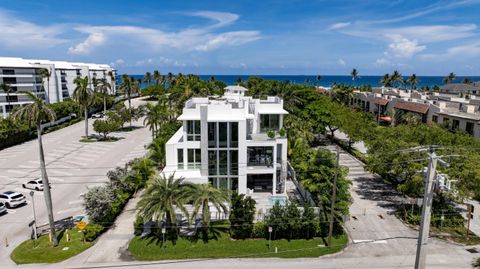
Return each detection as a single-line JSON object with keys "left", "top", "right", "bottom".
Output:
{"left": 0, "top": 98, "right": 151, "bottom": 266}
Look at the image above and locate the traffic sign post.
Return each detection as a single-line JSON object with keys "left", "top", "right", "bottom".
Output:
{"left": 162, "top": 227, "right": 166, "bottom": 250}
{"left": 76, "top": 221, "right": 87, "bottom": 243}
{"left": 268, "top": 226, "right": 272, "bottom": 249}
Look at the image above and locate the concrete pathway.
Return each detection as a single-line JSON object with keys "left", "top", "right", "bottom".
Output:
{"left": 61, "top": 194, "right": 140, "bottom": 266}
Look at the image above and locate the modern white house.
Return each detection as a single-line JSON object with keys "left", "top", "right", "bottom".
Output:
{"left": 162, "top": 85, "right": 289, "bottom": 197}
{"left": 0, "top": 57, "right": 116, "bottom": 118}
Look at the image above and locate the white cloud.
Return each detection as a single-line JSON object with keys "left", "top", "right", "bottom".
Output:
{"left": 0, "top": 9, "right": 65, "bottom": 49}
{"left": 375, "top": 57, "right": 390, "bottom": 66}
{"left": 68, "top": 32, "right": 105, "bottom": 55}
{"left": 386, "top": 35, "right": 425, "bottom": 58}
{"left": 194, "top": 31, "right": 261, "bottom": 51}
{"left": 189, "top": 11, "right": 239, "bottom": 28}
{"left": 68, "top": 11, "right": 260, "bottom": 55}
{"left": 110, "top": 58, "right": 125, "bottom": 67}
{"left": 338, "top": 58, "right": 346, "bottom": 66}
{"left": 421, "top": 42, "right": 480, "bottom": 59}
{"left": 328, "top": 22, "right": 351, "bottom": 30}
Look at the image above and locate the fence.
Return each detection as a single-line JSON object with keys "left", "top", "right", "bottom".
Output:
{"left": 287, "top": 161, "right": 315, "bottom": 205}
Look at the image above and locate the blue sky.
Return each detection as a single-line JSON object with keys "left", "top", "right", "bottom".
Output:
{"left": 0, "top": 0, "right": 479, "bottom": 75}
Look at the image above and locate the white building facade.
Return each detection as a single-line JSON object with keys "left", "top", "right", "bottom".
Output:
{"left": 0, "top": 57, "right": 116, "bottom": 118}
{"left": 163, "top": 86, "right": 289, "bottom": 196}
{"left": 348, "top": 86, "right": 480, "bottom": 138}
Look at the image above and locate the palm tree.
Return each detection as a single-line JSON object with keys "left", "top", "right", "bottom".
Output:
{"left": 39, "top": 68, "right": 52, "bottom": 103}
{"left": 315, "top": 75, "right": 321, "bottom": 86}
{"left": 143, "top": 102, "right": 160, "bottom": 139}
{"left": 119, "top": 75, "right": 140, "bottom": 127}
{"left": 407, "top": 74, "right": 419, "bottom": 90}
{"left": 107, "top": 71, "right": 116, "bottom": 95}
{"left": 443, "top": 72, "right": 456, "bottom": 84}
{"left": 186, "top": 184, "right": 229, "bottom": 241}
{"left": 380, "top": 73, "right": 392, "bottom": 87}
{"left": 462, "top": 78, "right": 473, "bottom": 84}
{"left": 96, "top": 78, "right": 111, "bottom": 115}
{"left": 391, "top": 70, "right": 403, "bottom": 88}
{"left": 137, "top": 174, "right": 193, "bottom": 243}
{"left": 144, "top": 72, "right": 153, "bottom": 85}
{"left": 153, "top": 70, "right": 161, "bottom": 85}
{"left": 73, "top": 76, "right": 95, "bottom": 138}
{"left": 0, "top": 83, "right": 14, "bottom": 108}
{"left": 351, "top": 68, "right": 359, "bottom": 84}
{"left": 12, "top": 91, "right": 58, "bottom": 246}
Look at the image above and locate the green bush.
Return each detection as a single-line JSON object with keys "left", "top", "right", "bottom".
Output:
{"left": 252, "top": 221, "right": 266, "bottom": 238}
{"left": 84, "top": 223, "right": 105, "bottom": 242}
{"left": 134, "top": 216, "right": 144, "bottom": 236}
{"left": 406, "top": 213, "right": 421, "bottom": 225}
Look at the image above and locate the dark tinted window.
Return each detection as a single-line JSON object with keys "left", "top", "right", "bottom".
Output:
{"left": 11, "top": 194, "right": 23, "bottom": 199}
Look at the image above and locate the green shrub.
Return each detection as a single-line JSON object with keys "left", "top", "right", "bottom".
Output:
{"left": 267, "top": 130, "right": 275, "bottom": 139}
{"left": 252, "top": 221, "right": 266, "bottom": 238}
{"left": 406, "top": 213, "right": 421, "bottom": 225}
{"left": 278, "top": 128, "right": 286, "bottom": 137}
{"left": 134, "top": 216, "right": 144, "bottom": 236}
{"left": 84, "top": 223, "right": 105, "bottom": 242}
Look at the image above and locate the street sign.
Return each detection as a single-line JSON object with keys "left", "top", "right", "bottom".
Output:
{"left": 268, "top": 226, "right": 272, "bottom": 233}
{"left": 161, "top": 227, "right": 166, "bottom": 234}
{"left": 76, "top": 221, "right": 87, "bottom": 231}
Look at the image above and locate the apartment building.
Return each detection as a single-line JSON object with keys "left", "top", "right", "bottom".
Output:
{"left": 349, "top": 85, "right": 480, "bottom": 138}
{"left": 162, "top": 85, "right": 289, "bottom": 196}
{"left": 0, "top": 57, "right": 116, "bottom": 118}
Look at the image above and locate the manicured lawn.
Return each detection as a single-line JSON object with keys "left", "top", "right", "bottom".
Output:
{"left": 128, "top": 233, "right": 348, "bottom": 260}
{"left": 10, "top": 228, "right": 93, "bottom": 264}
{"left": 79, "top": 138, "right": 96, "bottom": 143}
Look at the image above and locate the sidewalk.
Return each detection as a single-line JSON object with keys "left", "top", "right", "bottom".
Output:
{"left": 61, "top": 194, "right": 140, "bottom": 266}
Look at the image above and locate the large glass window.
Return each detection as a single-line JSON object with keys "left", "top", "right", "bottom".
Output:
{"left": 219, "top": 122, "right": 228, "bottom": 147}
{"left": 466, "top": 122, "right": 474, "bottom": 135}
{"left": 177, "top": 149, "right": 184, "bottom": 169}
{"left": 186, "top": 120, "right": 201, "bottom": 141}
{"left": 187, "top": 149, "right": 201, "bottom": 169}
{"left": 219, "top": 150, "right": 228, "bottom": 175}
{"left": 230, "top": 122, "right": 238, "bottom": 147}
{"left": 208, "top": 150, "right": 217, "bottom": 175}
{"left": 208, "top": 122, "right": 216, "bottom": 147}
{"left": 230, "top": 150, "right": 238, "bottom": 175}
{"left": 247, "top": 147, "right": 274, "bottom": 166}
{"left": 260, "top": 114, "right": 280, "bottom": 132}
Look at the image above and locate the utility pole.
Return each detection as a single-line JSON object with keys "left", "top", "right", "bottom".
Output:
{"left": 414, "top": 150, "right": 438, "bottom": 269}
{"left": 328, "top": 145, "right": 340, "bottom": 247}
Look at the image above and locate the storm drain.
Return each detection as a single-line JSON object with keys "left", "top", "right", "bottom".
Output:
{"left": 466, "top": 248, "right": 479, "bottom": 253}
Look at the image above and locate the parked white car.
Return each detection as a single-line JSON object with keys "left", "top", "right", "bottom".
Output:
{"left": 0, "top": 191, "right": 27, "bottom": 208}
{"left": 0, "top": 202, "right": 6, "bottom": 215}
{"left": 22, "top": 179, "right": 44, "bottom": 191}
{"left": 91, "top": 112, "right": 104, "bottom": 119}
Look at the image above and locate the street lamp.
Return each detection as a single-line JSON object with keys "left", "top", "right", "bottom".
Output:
{"left": 29, "top": 191, "right": 38, "bottom": 241}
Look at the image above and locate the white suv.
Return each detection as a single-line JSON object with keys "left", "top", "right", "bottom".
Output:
{"left": 22, "top": 179, "right": 44, "bottom": 191}
{"left": 0, "top": 191, "right": 27, "bottom": 208}
{"left": 0, "top": 202, "right": 6, "bottom": 215}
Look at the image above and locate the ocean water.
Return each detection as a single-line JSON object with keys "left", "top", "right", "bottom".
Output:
{"left": 127, "top": 75, "right": 480, "bottom": 89}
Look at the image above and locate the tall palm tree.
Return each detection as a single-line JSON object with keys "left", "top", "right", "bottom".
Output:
{"left": 143, "top": 102, "right": 160, "bottom": 139}
{"left": 350, "top": 68, "right": 359, "bottom": 84}
{"left": 380, "top": 73, "right": 392, "bottom": 87}
{"left": 0, "top": 83, "right": 14, "bottom": 108}
{"left": 443, "top": 72, "right": 456, "bottom": 84}
{"left": 12, "top": 91, "right": 58, "bottom": 246}
{"left": 96, "top": 78, "right": 111, "bottom": 115}
{"left": 407, "top": 74, "right": 419, "bottom": 90}
{"left": 119, "top": 74, "right": 141, "bottom": 127}
{"left": 107, "top": 71, "right": 116, "bottom": 95}
{"left": 39, "top": 68, "right": 52, "bottom": 103}
{"left": 137, "top": 174, "right": 193, "bottom": 242}
{"left": 144, "top": 72, "right": 153, "bottom": 85}
{"left": 73, "top": 76, "right": 95, "bottom": 138}
{"left": 391, "top": 70, "right": 403, "bottom": 88}
{"left": 186, "top": 184, "right": 229, "bottom": 241}
{"left": 153, "top": 70, "right": 161, "bottom": 85}
{"left": 315, "top": 75, "right": 321, "bottom": 86}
